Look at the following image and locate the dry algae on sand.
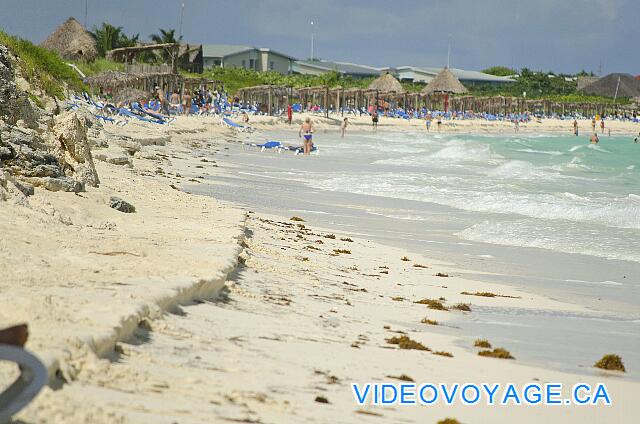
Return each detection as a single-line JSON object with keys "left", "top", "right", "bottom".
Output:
{"left": 479, "top": 348, "right": 515, "bottom": 359}
{"left": 594, "top": 354, "right": 626, "bottom": 372}
{"left": 386, "top": 335, "right": 431, "bottom": 351}
{"left": 474, "top": 339, "right": 492, "bottom": 348}
{"left": 415, "top": 298, "right": 448, "bottom": 311}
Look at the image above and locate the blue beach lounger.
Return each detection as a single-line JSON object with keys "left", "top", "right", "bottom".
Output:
{"left": 222, "top": 117, "right": 253, "bottom": 132}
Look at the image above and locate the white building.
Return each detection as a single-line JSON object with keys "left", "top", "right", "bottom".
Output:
{"left": 202, "top": 44, "right": 296, "bottom": 74}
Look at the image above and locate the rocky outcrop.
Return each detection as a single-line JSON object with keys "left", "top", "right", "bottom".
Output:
{"left": 0, "top": 45, "right": 19, "bottom": 123}
{"left": 51, "top": 112, "right": 100, "bottom": 187}
{"left": 1, "top": 42, "right": 100, "bottom": 200}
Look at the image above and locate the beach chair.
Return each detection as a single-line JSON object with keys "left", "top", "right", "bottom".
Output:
{"left": 244, "top": 141, "right": 284, "bottom": 152}
{"left": 222, "top": 117, "right": 253, "bottom": 133}
{"left": 0, "top": 326, "right": 48, "bottom": 423}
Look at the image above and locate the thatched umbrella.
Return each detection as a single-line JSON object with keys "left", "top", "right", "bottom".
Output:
{"left": 85, "top": 71, "right": 139, "bottom": 90}
{"left": 41, "top": 17, "right": 97, "bottom": 62}
{"left": 421, "top": 68, "right": 467, "bottom": 112}
{"left": 113, "top": 88, "right": 150, "bottom": 104}
{"left": 368, "top": 72, "right": 404, "bottom": 93}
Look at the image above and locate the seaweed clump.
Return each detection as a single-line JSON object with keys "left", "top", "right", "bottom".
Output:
{"left": 290, "top": 216, "right": 305, "bottom": 222}
{"left": 421, "top": 318, "right": 438, "bottom": 325}
{"left": 452, "top": 303, "right": 471, "bottom": 312}
{"left": 386, "top": 335, "right": 430, "bottom": 351}
{"left": 594, "top": 354, "right": 625, "bottom": 372}
{"left": 474, "top": 339, "right": 491, "bottom": 348}
{"left": 478, "top": 348, "right": 514, "bottom": 359}
{"left": 414, "top": 298, "right": 448, "bottom": 311}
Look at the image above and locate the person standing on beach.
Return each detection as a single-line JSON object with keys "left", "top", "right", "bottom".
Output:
{"left": 287, "top": 103, "right": 293, "bottom": 125}
{"left": 425, "top": 114, "right": 432, "bottom": 132}
{"left": 573, "top": 119, "right": 579, "bottom": 136}
{"left": 437, "top": 116, "right": 442, "bottom": 132}
{"left": 299, "top": 117, "right": 314, "bottom": 155}
{"left": 600, "top": 119, "right": 605, "bottom": 134}
{"left": 372, "top": 111, "right": 379, "bottom": 130}
{"left": 591, "top": 118, "right": 596, "bottom": 132}
{"left": 182, "top": 92, "right": 192, "bottom": 115}
{"left": 340, "top": 117, "right": 348, "bottom": 138}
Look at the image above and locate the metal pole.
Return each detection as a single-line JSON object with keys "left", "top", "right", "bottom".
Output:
{"left": 310, "top": 21, "right": 314, "bottom": 60}
{"left": 178, "top": 3, "right": 185, "bottom": 40}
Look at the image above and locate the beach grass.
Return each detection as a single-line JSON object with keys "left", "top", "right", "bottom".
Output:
{"left": 433, "top": 351, "right": 454, "bottom": 357}
{"left": 0, "top": 29, "right": 85, "bottom": 98}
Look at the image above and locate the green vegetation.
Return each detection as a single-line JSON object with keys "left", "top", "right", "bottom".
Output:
{"left": 594, "top": 354, "right": 625, "bottom": 372}
{"left": 0, "top": 29, "right": 84, "bottom": 98}
{"left": 481, "top": 66, "right": 516, "bottom": 76}
{"left": 91, "top": 22, "right": 139, "bottom": 57}
{"left": 386, "top": 335, "right": 430, "bottom": 351}
{"left": 71, "top": 57, "right": 124, "bottom": 76}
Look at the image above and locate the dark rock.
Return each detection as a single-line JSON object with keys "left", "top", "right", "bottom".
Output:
{"left": 109, "top": 196, "right": 136, "bottom": 213}
{"left": 11, "top": 179, "right": 34, "bottom": 196}
{"left": 37, "top": 176, "right": 84, "bottom": 193}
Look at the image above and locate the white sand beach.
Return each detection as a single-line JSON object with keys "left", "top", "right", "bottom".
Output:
{"left": 2, "top": 111, "right": 639, "bottom": 423}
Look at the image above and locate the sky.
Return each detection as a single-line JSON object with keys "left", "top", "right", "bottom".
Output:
{"left": 0, "top": 0, "right": 638, "bottom": 75}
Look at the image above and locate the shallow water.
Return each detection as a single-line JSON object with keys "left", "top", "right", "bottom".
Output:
{"left": 191, "top": 129, "right": 640, "bottom": 380}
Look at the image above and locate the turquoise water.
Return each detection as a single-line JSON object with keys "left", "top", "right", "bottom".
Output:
{"left": 309, "top": 132, "right": 640, "bottom": 262}
{"left": 195, "top": 129, "right": 640, "bottom": 379}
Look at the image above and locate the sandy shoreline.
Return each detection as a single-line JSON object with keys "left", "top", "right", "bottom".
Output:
{"left": 2, "top": 113, "right": 639, "bottom": 423}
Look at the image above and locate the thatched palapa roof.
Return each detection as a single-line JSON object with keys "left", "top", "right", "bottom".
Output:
{"left": 422, "top": 68, "right": 467, "bottom": 95}
{"left": 41, "top": 17, "right": 97, "bottom": 62}
{"left": 113, "top": 88, "right": 150, "bottom": 104}
{"left": 368, "top": 72, "right": 404, "bottom": 93}
{"left": 581, "top": 73, "right": 640, "bottom": 98}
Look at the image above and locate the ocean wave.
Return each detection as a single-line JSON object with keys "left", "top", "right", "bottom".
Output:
{"left": 488, "top": 160, "right": 563, "bottom": 181}
{"left": 311, "top": 173, "right": 640, "bottom": 230}
{"left": 456, "top": 220, "right": 640, "bottom": 263}
{"left": 516, "top": 148, "right": 563, "bottom": 156}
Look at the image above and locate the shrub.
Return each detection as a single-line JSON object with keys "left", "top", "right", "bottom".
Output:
{"left": 452, "top": 303, "right": 471, "bottom": 312}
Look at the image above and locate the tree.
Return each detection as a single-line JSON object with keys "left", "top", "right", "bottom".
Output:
{"left": 481, "top": 66, "right": 516, "bottom": 76}
{"left": 91, "top": 22, "right": 140, "bottom": 57}
{"left": 149, "top": 28, "right": 181, "bottom": 63}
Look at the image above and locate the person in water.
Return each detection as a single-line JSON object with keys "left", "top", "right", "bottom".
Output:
{"left": 340, "top": 117, "right": 348, "bottom": 138}
{"left": 299, "top": 117, "right": 315, "bottom": 155}
{"left": 590, "top": 132, "right": 599, "bottom": 144}
{"left": 634, "top": 132, "right": 639, "bottom": 144}
{"left": 573, "top": 119, "right": 579, "bottom": 136}
{"left": 371, "top": 111, "right": 379, "bottom": 129}
{"left": 425, "top": 114, "right": 432, "bottom": 132}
